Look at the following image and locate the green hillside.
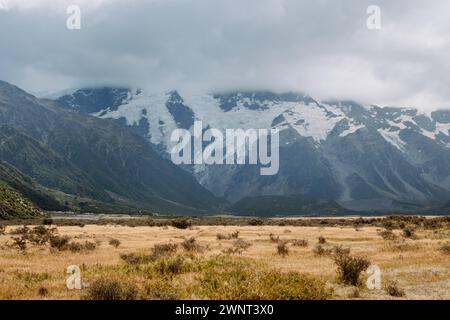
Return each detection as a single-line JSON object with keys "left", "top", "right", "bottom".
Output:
{"left": 0, "top": 181, "right": 43, "bottom": 219}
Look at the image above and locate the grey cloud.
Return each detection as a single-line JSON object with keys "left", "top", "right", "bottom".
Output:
{"left": 1, "top": 0, "right": 449, "bottom": 110}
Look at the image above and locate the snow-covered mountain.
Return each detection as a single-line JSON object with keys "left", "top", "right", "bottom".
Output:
{"left": 54, "top": 88, "right": 450, "bottom": 211}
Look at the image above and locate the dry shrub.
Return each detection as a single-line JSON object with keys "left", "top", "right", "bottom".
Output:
{"left": 291, "top": 239, "right": 308, "bottom": 247}
{"left": 318, "top": 236, "right": 327, "bottom": 244}
{"left": 223, "top": 239, "right": 252, "bottom": 255}
{"left": 171, "top": 218, "right": 191, "bottom": 230}
{"left": 154, "top": 256, "right": 187, "bottom": 275}
{"left": 402, "top": 226, "right": 416, "bottom": 239}
{"left": 385, "top": 281, "right": 405, "bottom": 297}
{"left": 439, "top": 242, "right": 450, "bottom": 255}
{"left": 42, "top": 218, "right": 53, "bottom": 225}
{"left": 217, "top": 231, "right": 240, "bottom": 240}
{"left": 27, "top": 226, "right": 57, "bottom": 245}
{"left": 120, "top": 252, "right": 153, "bottom": 265}
{"left": 152, "top": 243, "right": 178, "bottom": 259}
{"left": 145, "top": 278, "right": 179, "bottom": 300}
{"left": 198, "top": 257, "right": 332, "bottom": 300}
{"left": 269, "top": 234, "right": 279, "bottom": 243}
{"left": 216, "top": 233, "right": 230, "bottom": 240}
{"left": 248, "top": 219, "right": 264, "bottom": 226}
{"left": 120, "top": 242, "right": 177, "bottom": 265}
{"left": 37, "top": 287, "right": 49, "bottom": 297}
{"left": 181, "top": 237, "right": 201, "bottom": 252}
{"left": 332, "top": 248, "right": 370, "bottom": 286}
{"left": 277, "top": 242, "right": 289, "bottom": 257}
{"left": 379, "top": 229, "right": 397, "bottom": 240}
{"left": 49, "top": 235, "right": 71, "bottom": 251}
{"left": 12, "top": 236, "right": 27, "bottom": 251}
{"left": 9, "top": 226, "right": 30, "bottom": 235}
{"left": 313, "top": 244, "right": 331, "bottom": 256}
{"left": 0, "top": 225, "right": 5, "bottom": 235}
{"left": 84, "top": 278, "right": 138, "bottom": 300}
{"left": 109, "top": 238, "right": 121, "bottom": 248}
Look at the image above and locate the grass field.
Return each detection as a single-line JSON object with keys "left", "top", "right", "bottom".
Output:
{"left": 0, "top": 216, "right": 449, "bottom": 300}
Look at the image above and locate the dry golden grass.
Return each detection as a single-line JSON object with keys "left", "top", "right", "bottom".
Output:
{"left": 0, "top": 222, "right": 449, "bottom": 300}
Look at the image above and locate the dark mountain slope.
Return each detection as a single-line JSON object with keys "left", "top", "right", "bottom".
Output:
{"left": 0, "top": 81, "right": 222, "bottom": 214}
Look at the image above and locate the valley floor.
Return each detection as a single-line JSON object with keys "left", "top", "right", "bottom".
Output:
{"left": 0, "top": 218, "right": 449, "bottom": 300}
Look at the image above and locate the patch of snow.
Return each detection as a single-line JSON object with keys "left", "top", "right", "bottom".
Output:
{"left": 378, "top": 128, "right": 407, "bottom": 152}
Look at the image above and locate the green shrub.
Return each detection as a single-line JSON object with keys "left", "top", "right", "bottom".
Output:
{"left": 84, "top": 278, "right": 138, "bottom": 300}
{"left": 145, "top": 278, "right": 179, "bottom": 300}
{"left": 154, "top": 256, "right": 187, "bottom": 275}
{"left": 198, "top": 257, "right": 332, "bottom": 300}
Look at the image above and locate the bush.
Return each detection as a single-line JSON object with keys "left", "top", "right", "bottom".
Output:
{"left": 291, "top": 239, "right": 308, "bottom": 247}
{"left": 84, "top": 278, "right": 138, "bottom": 300}
{"left": 42, "top": 218, "right": 53, "bottom": 225}
{"left": 154, "top": 256, "right": 186, "bottom": 275}
{"left": 223, "top": 239, "right": 252, "bottom": 255}
{"left": 313, "top": 244, "right": 331, "bottom": 256}
{"left": 9, "top": 226, "right": 30, "bottom": 235}
{"left": 151, "top": 243, "right": 178, "bottom": 259}
{"left": 0, "top": 225, "right": 5, "bottom": 235}
{"left": 145, "top": 278, "right": 179, "bottom": 300}
{"left": 385, "top": 281, "right": 405, "bottom": 297}
{"left": 248, "top": 219, "right": 264, "bottom": 226}
{"left": 171, "top": 218, "right": 191, "bottom": 230}
{"left": 198, "top": 258, "right": 332, "bottom": 300}
{"left": 439, "top": 242, "right": 450, "bottom": 255}
{"left": 27, "top": 226, "right": 57, "bottom": 245}
{"left": 269, "top": 234, "right": 279, "bottom": 243}
{"left": 277, "top": 242, "right": 289, "bottom": 257}
{"left": 379, "top": 229, "right": 397, "bottom": 240}
{"left": 181, "top": 237, "right": 200, "bottom": 252}
{"left": 216, "top": 231, "right": 240, "bottom": 240}
{"left": 12, "top": 236, "right": 27, "bottom": 251}
{"left": 109, "top": 238, "right": 121, "bottom": 248}
{"left": 216, "top": 233, "right": 230, "bottom": 240}
{"left": 49, "top": 235, "right": 71, "bottom": 251}
{"left": 120, "top": 252, "right": 152, "bottom": 265}
{"left": 333, "top": 249, "right": 370, "bottom": 286}
{"left": 37, "top": 287, "right": 49, "bottom": 297}
{"left": 318, "top": 236, "right": 327, "bottom": 244}
{"left": 402, "top": 226, "right": 416, "bottom": 239}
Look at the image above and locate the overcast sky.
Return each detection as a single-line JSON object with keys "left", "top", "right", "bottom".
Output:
{"left": 1, "top": 0, "right": 450, "bottom": 110}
